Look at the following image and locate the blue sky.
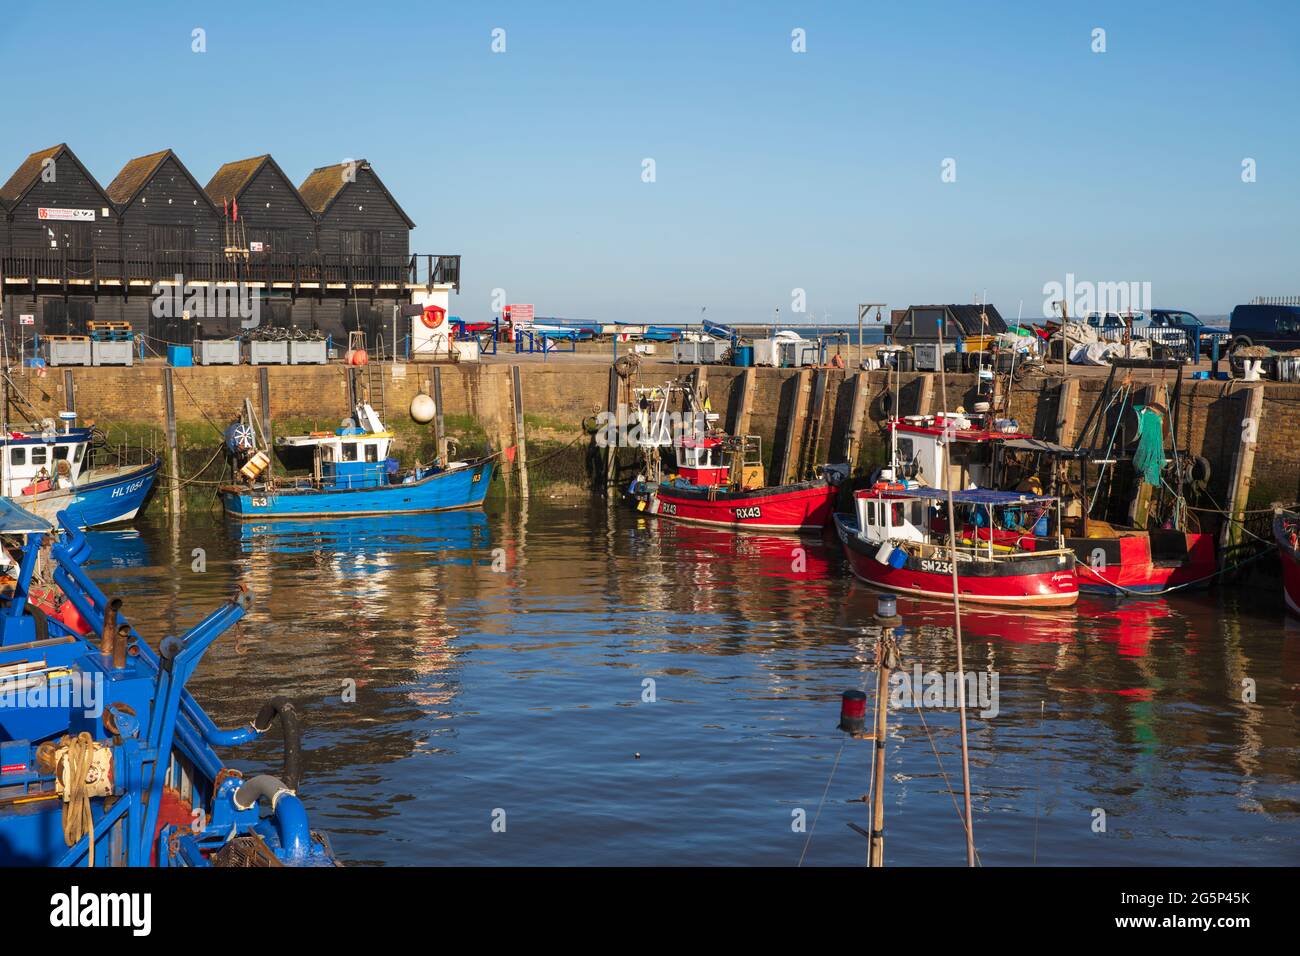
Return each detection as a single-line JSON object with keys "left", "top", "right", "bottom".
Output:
{"left": 2, "top": 1, "right": 1295, "bottom": 324}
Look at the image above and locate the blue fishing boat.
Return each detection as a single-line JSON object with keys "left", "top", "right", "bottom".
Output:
{"left": 219, "top": 403, "right": 494, "bottom": 520}
{"left": 0, "top": 500, "right": 336, "bottom": 866}
{"left": 2, "top": 412, "right": 158, "bottom": 528}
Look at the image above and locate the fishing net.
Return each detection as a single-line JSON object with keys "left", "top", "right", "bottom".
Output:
{"left": 1132, "top": 405, "right": 1165, "bottom": 486}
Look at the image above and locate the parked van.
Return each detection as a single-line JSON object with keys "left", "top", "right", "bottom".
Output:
{"left": 1229, "top": 304, "right": 1300, "bottom": 352}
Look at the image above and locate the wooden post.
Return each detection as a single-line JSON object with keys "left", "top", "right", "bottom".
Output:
{"left": 605, "top": 365, "right": 620, "bottom": 488}
{"left": 730, "top": 367, "right": 756, "bottom": 438}
{"left": 1220, "top": 385, "right": 1265, "bottom": 559}
{"left": 1054, "top": 378, "right": 1079, "bottom": 445}
{"left": 511, "top": 365, "right": 529, "bottom": 499}
{"left": 432, "top": 367, "right": 447, "bottom": 466}
{"left": 916, "top": 373, "right": 935, "bottom": 417}
{"left": 258, "top": 366, "right": 272, "bottom": 477}
{"left": 868, "top": 630, "right": 900, "bottom": 867}
{"left": 842, "top": 371, "right": 871, "bottom": 468}
{"left": 773, "top": 369, "right": 812, "bottom": 486}
{"left": 63, "top": 369, "right": 75, "bottom": 413}
{"left": 163, "top": 367, "right": 181, "bottom": 516}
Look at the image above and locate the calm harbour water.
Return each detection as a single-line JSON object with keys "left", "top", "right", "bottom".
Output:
{"left": 86, "top": 502, "right": 1299, "bottom": 866}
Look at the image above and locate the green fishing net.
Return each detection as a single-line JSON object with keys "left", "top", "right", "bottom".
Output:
{"left": 1132, "top": 405, "right": 1165, "bottom": 486}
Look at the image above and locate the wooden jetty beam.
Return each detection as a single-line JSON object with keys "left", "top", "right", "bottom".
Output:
{"left": 1054, "top": 378, "right": 1079, "bottom": 445}
{"left": 842, "top": 371, "right": 872, "bottom": 468}
{"left": 1220, "top": 384, "right": 1265, "bottom": 559}
{"left": 772, "top": 368, "right": 812, "bottom": 486}
{"left": 163, "top": 367, "right": 180, "bottom": 515}
{"left": 511, "top": 365, "right": 530, "bottom": 499}
{"left": 729, "top": 367, "right": 756, "bottom": 438}
{"left": 432, "top": 367, "right": 447, "bottom": 466}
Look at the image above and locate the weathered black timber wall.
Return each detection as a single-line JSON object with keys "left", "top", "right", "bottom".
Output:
{"left": 231, "top": 162, "right": 316, "bottom": 255}
{"left": 4, "top": 151, "right": 117, "bottom": 253}
{"left": 116, "top": 155, "right": 221, "bottom": 256}
{"left": 315, "top": 167, "right": 411, "bottom": 257}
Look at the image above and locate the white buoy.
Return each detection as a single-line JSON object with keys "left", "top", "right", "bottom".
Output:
{"left": 410, "top": 393, "right": 436, "bottom": 423}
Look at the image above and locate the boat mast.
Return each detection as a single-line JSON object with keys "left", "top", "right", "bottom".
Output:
{"left": 936, "top": 315, "right": 977, "bottom": 867}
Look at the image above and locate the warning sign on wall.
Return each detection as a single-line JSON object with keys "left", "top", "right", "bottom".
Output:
{"left": 38, "top": 207, "right": 95, "bottom": 222}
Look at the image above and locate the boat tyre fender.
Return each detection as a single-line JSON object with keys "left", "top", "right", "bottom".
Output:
{"left": 871, "top": 389, "right": 895, "bottom": 422}
{"left": 252, "top": 696, "right": 303, "bottom": 791}
{"left": 1189, "top": 455, "right": 1211, "bottom": 491}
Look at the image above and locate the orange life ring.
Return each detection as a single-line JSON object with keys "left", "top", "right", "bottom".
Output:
{"left": 421, "top": 306, "right": 446, "bottom": 330}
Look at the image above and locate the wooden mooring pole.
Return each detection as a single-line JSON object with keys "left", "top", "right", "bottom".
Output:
{"left": 511, "top": 365, "right": 529, "bottom": 499}
{"left": 163, "top": 367, "right": 180, "bottom": 515}
{"left": 868, "top": 629, "right": 900, "bottom": 867}
{"left": 432, "top": 367, "right": 447, "bottom": 465}
{"left": 842, "top": 371, "right": 871, "bottom": 470}
{"left": 259, "top": 366, "right": 273, "bottom": 477}
{"left": 605, "top": 365, "right": 620, "bottom": 489}
{"left": 1220, "top": 385, "right": 1265, "bottom": 560}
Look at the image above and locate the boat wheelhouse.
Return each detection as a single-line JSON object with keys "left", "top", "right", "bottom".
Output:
{"left": 834, "top": 485, "right": 1079, "bottom": 608}
{"left": 887, "top": 411, "right": 1029, "bottom": 490}
{"left": 1, "top": 412, "right": 158, "bottom": 527}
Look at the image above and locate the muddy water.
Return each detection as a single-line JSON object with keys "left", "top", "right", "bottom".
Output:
{"left": 86, "top": 502, "right": 1300, "bottom": 866}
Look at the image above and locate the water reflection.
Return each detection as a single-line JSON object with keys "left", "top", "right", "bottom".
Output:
{"left": 82, "top": 501, "right": 1300, "bottom": 866}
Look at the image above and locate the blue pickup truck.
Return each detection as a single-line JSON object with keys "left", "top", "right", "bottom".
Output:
{"left": 1148, "top": 309, "right": 1230, "bottom": 357}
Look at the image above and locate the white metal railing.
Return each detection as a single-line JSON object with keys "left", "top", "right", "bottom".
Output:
{"left": 1250, "top": 296, "right": 1300, "bottom": 306}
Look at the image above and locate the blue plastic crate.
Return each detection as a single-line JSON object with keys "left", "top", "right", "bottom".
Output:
{"left": 167, "top": 345, "right": 193, "bottom": 367}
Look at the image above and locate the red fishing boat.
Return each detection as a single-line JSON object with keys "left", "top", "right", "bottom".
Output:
{"left": 833, "top": 484, "right": 1079, "bottom": 608}
{"left": 885, "top": 391, "right": 1217, "bottom": 597}
{"left": 1274, "top": 509, "right": 1300, "bottom": 616}
{"left": 628, "top": 381, "right": 843, "bottom": 533}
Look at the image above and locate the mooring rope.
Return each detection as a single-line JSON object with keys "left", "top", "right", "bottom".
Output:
{"left": 796, "top": 738, "right": 846, "bottom": 868}
{"left": 911, "top": 702, "right": 983, "bottom": 867}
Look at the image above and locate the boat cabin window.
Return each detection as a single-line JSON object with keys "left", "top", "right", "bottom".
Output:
{"left": 365, "top": 443, "right": 379, "bottom": 463}
{"left": 891, "top": 502, "right": 906, "bottom": 526}
{"left": 73, "top": 443, "right": 84, "bottom": 463}
{"left": 54, "top": 445, "right": 69, "bottom": 461}
{"left": 342, "top": 442, "right": 358, "bottom": 462}
{"left": 31, "top": 447, "right": 46, "bottom": 465}
{"left": 10, "top": 448, "right": 24, "bottom": 466}
{"left": 911, "top": 501, "right": 924, "bottom": 526}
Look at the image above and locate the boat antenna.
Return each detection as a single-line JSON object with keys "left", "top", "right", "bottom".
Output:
{"left": 935, "top": 313, "right": 978, "bottom": 866}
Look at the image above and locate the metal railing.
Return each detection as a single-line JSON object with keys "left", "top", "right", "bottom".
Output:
{"left": 1, "top": 247, "right": 461, "bottom": 293}
{"left": 1089, "top": 325, "right": 1225, "bottom": 362}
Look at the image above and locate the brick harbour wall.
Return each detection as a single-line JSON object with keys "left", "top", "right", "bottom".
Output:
{"left": 6, "top": 362, "right": 1300, "bottom": 512}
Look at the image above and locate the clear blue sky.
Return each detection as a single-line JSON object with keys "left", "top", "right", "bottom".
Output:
{"left": 2, "top": 1, "right": 1295, "bottom": 324}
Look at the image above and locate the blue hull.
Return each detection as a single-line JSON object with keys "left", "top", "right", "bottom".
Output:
{"left": 222, "top": 460, "right": 494, "bottom": 519}
{"left": 21, "top": 460, "right": 159, "bottom": 529}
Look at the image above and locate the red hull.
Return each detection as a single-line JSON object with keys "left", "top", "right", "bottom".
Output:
{"left": 644, "top": 481, "right": 837, "bottom": 532}
{"left": 1070, "top": 531, "right": 1217, "bottom": 595}
{"left": 836, "top": 516, "right": 1078, "bottom": 608}
{"left": 1274, "top": 514, "right": 1300, "bottom": 616}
